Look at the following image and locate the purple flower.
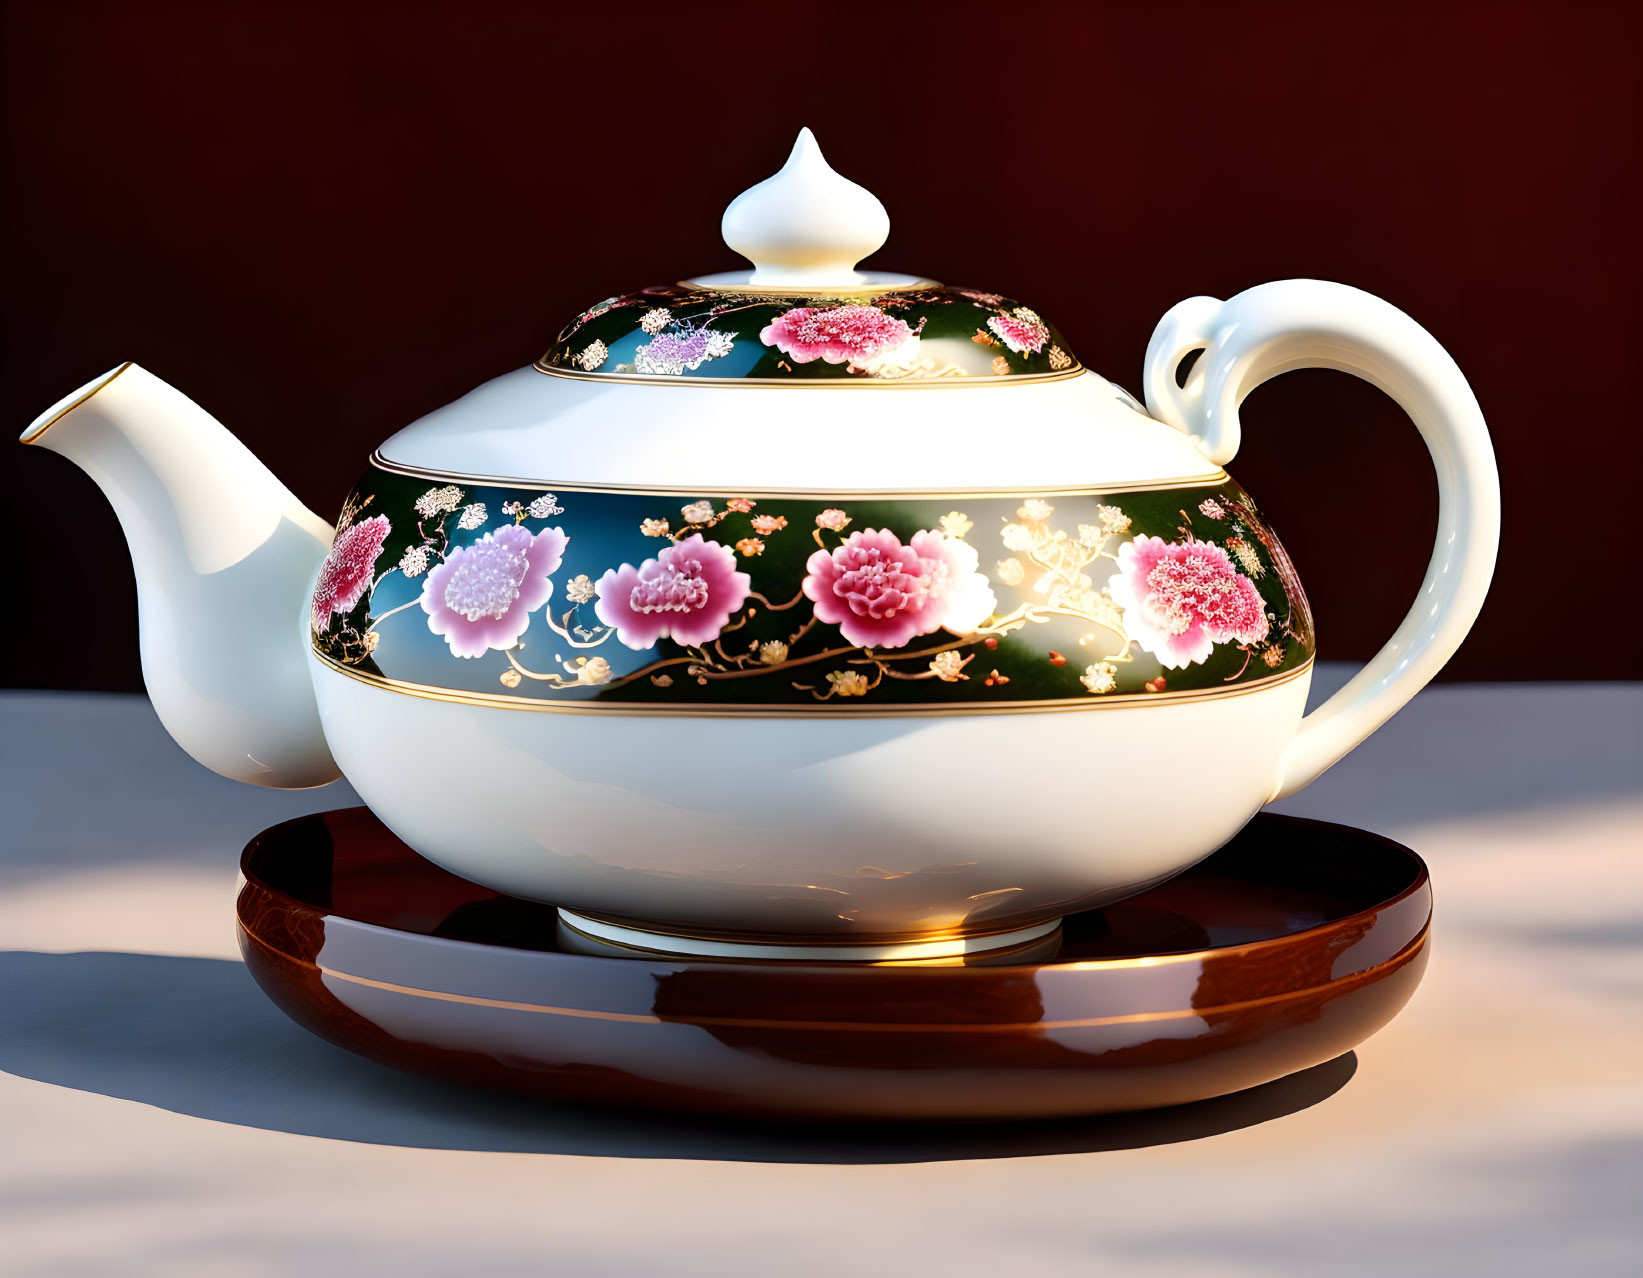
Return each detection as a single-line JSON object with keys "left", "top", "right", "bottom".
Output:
{"left": 419, "top": 525, "right": 568, "bottom": 658}
{"left": 633, "top": 327, "right": 735, "bottom": 376}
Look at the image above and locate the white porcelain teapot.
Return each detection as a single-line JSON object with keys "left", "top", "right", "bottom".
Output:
{"left": 22, "top": 130, "right": 1498, "bottom": 960}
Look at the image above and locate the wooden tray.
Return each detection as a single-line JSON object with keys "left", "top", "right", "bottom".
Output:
{"left": 237, "top": 808, "right": 1429, "bottom": 1121}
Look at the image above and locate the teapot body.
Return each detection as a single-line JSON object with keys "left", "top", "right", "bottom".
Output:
{"left": 305, "top": 379, "right": 1315, "bottom": 945}
{"left": 310, "top": 651, "right": 1312, "bottom": 941}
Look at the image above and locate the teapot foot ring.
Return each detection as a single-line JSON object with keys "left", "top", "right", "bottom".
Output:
{"left": 554, "top": 909, "right": 1063, "bottom": 963}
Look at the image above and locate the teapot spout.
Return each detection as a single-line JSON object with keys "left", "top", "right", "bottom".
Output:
{"left": 21, "top": 364, "right": 341, "bottom": 787}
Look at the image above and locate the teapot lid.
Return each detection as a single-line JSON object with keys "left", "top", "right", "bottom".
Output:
{"left": 537, "top": 129, "right": 1081, "bottom": 386}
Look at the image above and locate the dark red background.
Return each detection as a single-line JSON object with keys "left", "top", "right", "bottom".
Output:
{"left": 5, "top": 1, "right": 1637, "bottom": 689}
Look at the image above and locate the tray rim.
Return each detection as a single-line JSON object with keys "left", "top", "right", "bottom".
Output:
{"left": 237, "top": 922, "right": 1429, "bottom": 1033}
{"left": 237, "top": 808, "right": 1431, "bottom": 976}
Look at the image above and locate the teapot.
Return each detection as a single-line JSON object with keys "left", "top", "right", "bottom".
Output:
{"left": 21, "top": 130, "right": 1498, "bottom": 960}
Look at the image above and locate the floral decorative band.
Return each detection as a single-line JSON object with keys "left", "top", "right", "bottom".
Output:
{"left": 537, "top": 284, "right": 1082, "bottom": 384}
{"left": 309, "top": 467, "right": 1315, "bottom": 713}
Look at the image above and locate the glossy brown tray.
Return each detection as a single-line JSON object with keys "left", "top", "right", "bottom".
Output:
{"left": 237, "top": 808, "right": 1430, "bottom": 1122}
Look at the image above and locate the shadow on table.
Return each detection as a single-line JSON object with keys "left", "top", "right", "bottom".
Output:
{"left": 1, "top": 950, "right": 1354, "bottom": 1164}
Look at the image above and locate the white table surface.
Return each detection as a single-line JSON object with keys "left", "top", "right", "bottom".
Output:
{"left": 3, "top": 667, "right": 1640, "bottom": 1277}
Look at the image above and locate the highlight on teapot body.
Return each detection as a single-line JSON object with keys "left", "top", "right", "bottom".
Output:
{"left": 308, "top": 469, "right": 1315, "bottom": 713}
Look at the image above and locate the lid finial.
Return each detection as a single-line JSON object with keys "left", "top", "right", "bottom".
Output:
{"left": 700, "top": 129, "right": 917, "bottom": 291}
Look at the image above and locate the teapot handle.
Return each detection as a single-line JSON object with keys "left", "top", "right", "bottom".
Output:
{"left": 1143, "top": 279, "right": 1500, "bottom": 800}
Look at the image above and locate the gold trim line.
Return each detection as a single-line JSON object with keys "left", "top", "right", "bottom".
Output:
{"left": 247, "top": 926, "right": 1429, "bottom": 1032}
{"left": 531, "top": 360, "right": 1086, "bottom": 389}
{"left": 366, "top": 450, "right": 1232, "bottom": 498}
{"left": 20, "top": 362, "right": 133, "bottom": 445}
{"left": 311, "top": 649, "right": 1314, "bottom": 718}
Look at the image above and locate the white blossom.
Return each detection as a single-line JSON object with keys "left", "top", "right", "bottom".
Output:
{"left": 413, "top": 485, "right": 463, "bottom": 518}
{"left": 1080, "top": 662, "right": 1118, "bottom": 695}
{"left": 565, "top": 574, "right": 596, "bottom": 604}
{"left": 1000, "top": 523, "right": 1035, "bottom": 552}
{"left": 639, "top": 307, "right": 671, "bottom": 334}
{"left": 527, "top": 493, "right": 564, "bottom": 519}
{"left": 457, "top": 503, "right": 487, "bottom": 530}
{"left": 399, "top": 544, "right": 431, "bottom": 577}
{"left": 1097, "top": 504, "right": 1131, "bottom": 534}
{"left": 826, "top": 670, "right": 870, "bottom": 696}
{"left": 1228, "top": 537, "right": 1265, "bottom": 578}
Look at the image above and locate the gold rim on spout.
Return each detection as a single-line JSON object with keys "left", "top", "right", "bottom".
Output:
{"left": 20, "top": 361, "right": 134, "bottom": 445}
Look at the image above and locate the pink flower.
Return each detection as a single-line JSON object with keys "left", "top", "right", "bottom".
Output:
{"left": 420, "top": 524, "right": 568, "bottom": 658}
{"left": 761, "top": 305, "right": 913, "bottom": 366}
{"left": 986, "top": 308, "right": 1049, "bottom": 355}
{"left": 1198, "top": 498, "right": 1226, "bottom": 519}
{"left": 594, "top": 534, "right": 751, "bottom": 651}
{"left": 803, "top": 529, "right": 996, "bottom": 649}
{"left": 1108, "top": 536, "right": 1270, "bottom": 669}
{"left": 311, "top": 515, "right": 390, "bottom": 630}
